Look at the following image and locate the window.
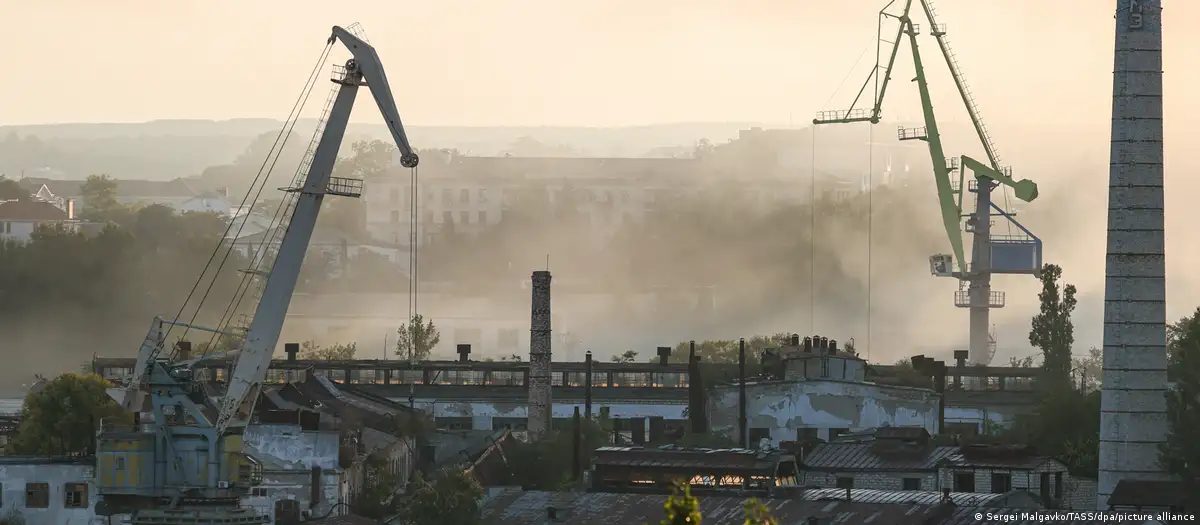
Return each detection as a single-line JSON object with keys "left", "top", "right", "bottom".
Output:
{"left": 478, "top": 210, "right": 488, "bottom": 224}
{"left": 116, "top": 457, "right": 126, "bottom": 471}
{"left": 441, "top": 211, "right": 452, "bottom": 224}
{"left": 835, "top": 477, "right": 854, "bottom": 489}
{"left": 953, "top": 471, "right": 975, "bottom": 492}
{"left": 498, "top": 329, "right": 520, "bottom": 348}
{"left": 25, "top": 482, "right": 49, "bottom": 508}
{"left": 442, "top": 189, "right": 453, "bottom": 205}
{"left": 459, "top": 189, "right": 470, "bottom": 203}
{"left": 478, "top": 188, "right": 489, "bottom": 203}
{"left": 459, "top": 211, "right": 469, "bottom": 224}
{"left": 390, "top": 210, "right": 400, "bottom": 223}
{"left": 991, "top": 472, "right": 1012, "bottom": 493}
{"left": 404, "top": 188, "right": 413, "bottom": 211}
{"left": 902, "top": 477, "right": 922, "bottom": 491}
{"left": 65, "top": 482, "right": 88, "bottom": 508}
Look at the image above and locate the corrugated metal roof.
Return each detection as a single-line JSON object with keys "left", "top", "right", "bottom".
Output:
{"left": 481, "top": 490, "right": 953, "bottom": 525}
{"left": 1109, "top": 479, "right": 1189, "bottom": 507}
{"left": 794, "top": 488, "right": 1011, "bottom": 507}
{"left": 593, "top": 446, "right": 789, "bottom": 472}
{"left": 803, "top": 443, "right": 957, "bottom": 471}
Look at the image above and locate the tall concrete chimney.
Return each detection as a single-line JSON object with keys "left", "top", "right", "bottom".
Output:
{"left": 1098, "top": 0, "right": 1170, "bottom": 510}
{"left": 528, "top": 270, "right": 553, "bottom": 440}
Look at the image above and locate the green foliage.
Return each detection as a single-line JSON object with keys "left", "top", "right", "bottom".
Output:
{"left": 300, "top": 341, "right": 357, "bottom": 360}
{"left": 396, "top": 314, "right": 441, "bottom": 361}
{"left": 1029, "top": 263, "right": 1078, "bottom": 392}
{"left": 0, "top": 205, "right": 247, "bottom": 385}
{"left": 8, "top": 373, "right": 129, "bottom": 456}
{"left": 659, "top": 482, "right": 702, "bottom": 525}
{"left": 874, "top": 358, "right": 930, "bottom": 388}
{"left": 509, "top": 417, "right": 611, "bottom": 490}
{"left": 354, "top": 454, "right": 402, "bottom": 519}
{"left": 1161, "top": 307, "right": 1200, "bottom": 493}
{"left": 403, "top": 468, "right": 483, "bottom": 525}
{"left": 0, "top": 175, "right": 26, "bottom": 201}
{"left": 743, "top": 499, "right": 778, "bottom": 525}
{"left": 612, "top": 350, "right": 638, "bottom": 363}
{"left": 1003, "top": 388, "right": 1100, "bottom": 476}
{"left": 79, "top": 174, "right": 122, "bottom": 221}
{"left": 669, "top": 334, "right": 792, "bottom": 365}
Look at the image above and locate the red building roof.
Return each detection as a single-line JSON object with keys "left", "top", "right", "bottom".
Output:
{"left": 0, "top": 200, "right": 69, "bottom": 221}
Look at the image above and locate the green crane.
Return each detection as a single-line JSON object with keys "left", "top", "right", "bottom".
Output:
{"left": 813, "top": 0, "right": 1042, "bottom": 365}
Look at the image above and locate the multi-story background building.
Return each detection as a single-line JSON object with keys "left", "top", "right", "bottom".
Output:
{"left": 363, "top": 127, "right": 922, "bottom": 250}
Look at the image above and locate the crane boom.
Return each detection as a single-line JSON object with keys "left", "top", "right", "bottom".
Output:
{"left": 96, "top": 24, "right": 420, "bottom": 523}
{"left": 215, "top": 26, "right": 419, "bottom": 436}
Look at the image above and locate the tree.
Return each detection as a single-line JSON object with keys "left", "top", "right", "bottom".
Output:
{"left": 8, "top": 373, "right": 129, "bottom": 456}
{"left": 300, "top": 341, "right": 357, "bottom": 360}
{"left": 1071, "top": 347, "right": 1102, "bottom": 392}
{"left": 0, "top": 176, "right": 27, "bottom": 201}
{"left": 1029, "top": 264, "right": 1077, "bottom": 391}
{"left": 1161, "top": 307, "right": 1200, "bottom": 494}
{"left": 743, "top": 499, "right": 779, "bottom": 525}
{"left": 612, "top": 350, "right": 638, "bottom": 363}
{"left": 79, "top": 174, "right": 122, "bottom": 221}
{"left": 353, "top": 454, "right": 402, "bottom": 519}
{"left": 659, "top": 482, "right": 702, "bottom": 525}
{"left": 1009, "top": 355, "right": 1037, "bottom": 368}
{"left": 396, "top": 314, "right": 441, "bottom": 361}
{"left": 403, "top": 468, "right": 483, "bottom": 525}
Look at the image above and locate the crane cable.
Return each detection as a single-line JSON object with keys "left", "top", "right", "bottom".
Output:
{"left": 407, "top": 164, "right": 419, "bottom": 362}
{"left": 166, "top": 41, "right": 333, "bottom": 358}
{"left": 199, "top": 41, "right": 336, "bottom": 357}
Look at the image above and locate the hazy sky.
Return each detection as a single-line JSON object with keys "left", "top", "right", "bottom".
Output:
{"left": 5, "top": 0, "right": 1196, "bottom": 130}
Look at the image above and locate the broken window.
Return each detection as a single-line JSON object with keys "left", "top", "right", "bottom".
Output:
{"left": 835, "top": 477, "right": 854, "bottom": 489}
{"left": 25, "top": 482, "right": 49, "bottom": 508}
{"left": 65, "top": 482, "right": 88, "bottom": 508}
{"left": 902, "top": 477, "right": 922, "bottom": 491}
{"left": 953, "top": 471, "right": 975, "bottom": 492}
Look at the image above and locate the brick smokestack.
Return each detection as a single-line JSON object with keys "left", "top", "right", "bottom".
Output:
{"left": 1098, "top": 0, "right": 1170, "bottom": 510}
{"left": 527, "top": 270, "right": 553, "bottom": 440}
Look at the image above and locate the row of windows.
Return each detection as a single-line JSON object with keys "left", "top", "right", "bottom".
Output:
{"left": 0, "top": 482, "right": 88, "bottom": 509}
{"left": 389, "top": 209, "right": 490, "bottom": 225}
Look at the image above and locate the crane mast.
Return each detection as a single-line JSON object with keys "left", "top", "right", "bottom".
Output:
{"left": 95, "top": 25, "right": 419, "bottom": 524}
{"left": 813, "top": 0, "right": 1042, "bottom": 365}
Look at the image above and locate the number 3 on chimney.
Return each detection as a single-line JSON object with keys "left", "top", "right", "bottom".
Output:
{"left": 1129, "top": 0, "right": 1143, "bottom": 30}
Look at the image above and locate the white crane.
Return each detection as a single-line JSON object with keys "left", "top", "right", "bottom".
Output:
{"left": 95, "top": 25, "right": 419, "bottom": 524}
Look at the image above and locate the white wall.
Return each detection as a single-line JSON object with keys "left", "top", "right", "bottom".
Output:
{"left": 708, "top": 380, "right": 941, "bottom": 445}
{"left": 0, "top": 461, "right": 97, "bottom": 525}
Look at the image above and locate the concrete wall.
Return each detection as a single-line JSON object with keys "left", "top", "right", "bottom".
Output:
{"left": 803, "top": 470, "right": 939, "bottom": 492}
{"left": 241, "top": 424, "right": 346, "bottom": 521}
{"left": 709, "top": 380, "right": 940, "bottom": 445}
{"left": 0, "top": 461, "right": 97, "bottom": 525}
